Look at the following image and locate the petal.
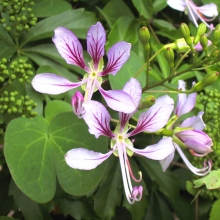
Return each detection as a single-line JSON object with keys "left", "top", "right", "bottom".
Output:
{"left": 198, "top": 3, "right": 218, "bottom": 17}
{"left": 181, "top": 111, "right": 205, "bottom": 131}
{"left": 98, "top": 86, "right": 136, "bottom": 113}
{"left": 87, "top": 22, "right": 106, "bottom": 67}
{"left": 65, "top": 148, "right": 112, "bottom": 170}
{"left": 123, "top": 78, "right": 142, "bottom": 107}
{"left": 101, "top": 42, "right": 131, "bottom": 76}
{"left": 82, "top": 100, "right": 113, "bottom": 138}
{"left": 131, "top": 137, "right": 175, "bottom": 160}
{"left": 129, "top": 95, "right": 174, "bottom": 136}
{"left": 194, "top": 40, "right": 212, "bottom": 51}
{"left": 52, "top": 27, "right": 88, "bottom": 70}
{"left": 174, "top": 80, "right": 186, "bottom": 115}
{"left": 167, "top": 0, "right": 186, "bottom": 11}
{"left": 160, "top": 150, "right": 175, "bottom": 172}
{"left": 31, "top": 73, "right": 85, "bottom": 94}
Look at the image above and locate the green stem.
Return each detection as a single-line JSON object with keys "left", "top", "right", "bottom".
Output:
{"left": 173, "top": 49, "right": 191, "bottom": 73}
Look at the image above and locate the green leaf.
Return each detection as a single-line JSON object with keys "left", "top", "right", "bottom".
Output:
{"left": 153, "top": 0, "right": 167, "bottom": 13}
{"left": 139, "top": 157, "right": 179, "bottom": 201}
{"left": 106, "top": 17, "right": 139, "bottom": 50}
{"left": 193, "top": 170, "right": 220, "bottom": 190}
{"left": 32, "top": 0, "right": 72, "bottom": 17}
{"left": 109, "top": 51, "right": 146, "bottom": 89}
{"left": 0, "top": 217, "right": 19, "bottom": 220}
{"left": 94, "top": 157, "right": 122, "bottom": 220}
{"left": 131, "top": 0, "right": 154, "bottom": 19}
{"left": 0, "top": 25, "right": 14, "bottom": 45}
{"left": 45, "top": 100, "right": 72, "bottom": 122}
{"left": 9, "top": 180, "right": 50, "bottom": 220}
{"left": 98, "top": 0, "right": 134, "bottom": 28}
{"left": 210, "top": 198, "right": 220, "bottom": 220}
{"left": 0, "top": 41, "right": 16, "bottom": 59}
{"left": 22, "top": 9, "right": 97, "bottom": 45}
{"left": 5, "top": 112, "right": 107, "bottom": 203}
{"left": 153, "top": 19, "right": 175, "bottom": 31}
{"left": 56, "top": 198, "right": 99, "bottom": 220}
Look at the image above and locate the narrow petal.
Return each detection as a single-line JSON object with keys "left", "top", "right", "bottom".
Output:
{"left": 101, "top": 42, "right": 131, "bottom": 76}
{"left": 160, "top": 151, "right": 175, "bottom": 172}
{"left": 174, "top": 80, "right": 186, "bottom": 116}
{"left": 131, "top": 137, "right": 175, "bottom": 160}
{"left": 82, "top": 100, "right": 113, "bottom": 138}
{"left": 129, "top": 95, "right": 174, "bottom": 136}
{"left": 198, "top": 3, "right": 218, "bottom": 17}
{"left": 65, "top": 148, "right": 112, "bottom": 170}
{"left": 87, "top": 22, "right": 106, "bottom": 67}
{"left": 181, "top": 111, "right": 205, "bottom": 131}
{"left": 31, "top": 73, "right": 85, "bottom": 94}
{"left": 98, "top": 86, "right": 136, "bottom": 114}
{"left": 167, "top": 0, "right": 186, "bottom": 11}
{"left": 52, "top": 27, "right": 88, "bottom": 70}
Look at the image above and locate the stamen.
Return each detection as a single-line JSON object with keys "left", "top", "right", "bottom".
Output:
{"left": 189, "top": 149, "right": 209, "bottom": 157}
{"left": 131, "top": 186, "right": 143, "bottom": 201}
{"left": 126, "top": 158, "right": 142, "bottom": 182}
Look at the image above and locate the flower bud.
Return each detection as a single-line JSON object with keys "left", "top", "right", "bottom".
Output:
{"left": 139, "top": 27, "right": 150, "bottom": 45}
{"left": 200, "top": 35, "right": 209, "bottom": 51}
{"left": 72, "top": 91, "right": 84, "bottom": 118}
{"left": 194, "top": 23, "right": 206, "bottom": 45}
{"left": 213, "top": 29, "right": 220, "bottom": 45}
{"left": 164, "top": 47, "right": 175, "bottom": 68}
{"left": 180, "top": 23, "right": 193, "bottom": 47}
{"left": 193, "top": 71, "right": 219, "bottom": 92}
{"left": 138, "top": 95, "right": 155, "bottom": 110}
{"left": 175, "top": 130, "right": 213, "bottom": 154}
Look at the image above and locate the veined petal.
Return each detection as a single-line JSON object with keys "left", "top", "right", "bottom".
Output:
{"left": 131, "top": 137, "right": 175, "bottom": 160}
{"left": 181, "top": 111, "right": 205, "bottom": 131}
{"left": 82, "top": 100, "right": 113, "bottom": 138}
{"left": 31, "top": 73, "right": 86, "bottom": 94}
{"left": 98, "top": 86, "right": 136, "bottom": 113}
{"left": 87, "top": 22, "right": 106, "bottom": 68}
{"left": 52, "top": 27, "right": 88, "bottom": 70}
{"left": 65, "top": 148, "right": 112, "bottom": 170}
{"left": 174, "top": 80, "right": 186, "bottom": 115}
{"left": 123, "top": 78, "right": 142, "bottom": 107}
{"left": 101, "top": 42, "right": 131, "bottom": 76}
{"left": 160, "top": 150, "right": 175, "bottom": 172}
{"left": 129, "top": 95, "right": 174, "bottom": 136}
{"left": 167, "top": 0, "right": 186, "bottom": 11}
{"left": 198, "top": 3, "right": 218, "bottom": 17}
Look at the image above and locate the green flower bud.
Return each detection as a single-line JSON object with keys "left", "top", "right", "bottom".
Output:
{"left": 18, "top": 78, "right": 24, "bottom": 83}
{"left": 139, "top": 26, "right": 150, "bottom": 45}
{"left": 213, "top": 29, "right": 220, "bottom": 45}
{"left": 180, "top": 23, "right": 193, "bottom": 47}
{"left": 193, "top": 72, "right": 219, "bottom": 92}
{"left": 194, "top": 23, "right": 206, "bottom": 45}
{"left": 216, "top": 24, "right": 220, "bottom": 31}
{"left": 1, "top": 58, "right": 7, "bottom": 64}
{"left": 2, "top": 70, "right": 8, "bottom": 75}
{"left": 27, "top": 8, "right": 32, "bottom": 12}
{"left": 29, "top": 1, "right": 35, "bottom": 6}
{"left": 5, "top": 26, "right": 11, "bottom": 31}
{"left": 21, "top": 7, "right": 26, "bottom": 11}
{"left": 200, "top": 35, "right": 208, "bottom": 51}
{"left": 0, "top": 18, "right": 5, "bottom": 23}
{"left": 138, "top": 95, "right": 155, "bottom": 110}
{"left": 164, "top": 47, "right": 175, "bottom": 68}
{"left": 10, "top": 16, "right": 15, "bottom": 21}
{"left": 30, "top": 21, "right": 36, "bottom": 26}
{"left": 11, "top": 74, "right": 16, "bottom": 79}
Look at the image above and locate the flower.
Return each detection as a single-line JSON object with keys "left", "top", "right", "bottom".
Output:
{"left": 65, "top": 78, "right": 174, "bottom": 204}
{"left": 159, "top": 80, "right": 213, "bottom": 175}
{"left": 31, "top": 22, "right": 137, "bottom": 114}
{"left": 167, "top": 0, "right": 218, "bottom": 29}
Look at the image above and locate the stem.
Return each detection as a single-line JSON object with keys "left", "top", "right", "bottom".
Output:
{"left": 173, "top": 49, "right": 191, "bottom": 73}
{"left": 195, "top": 196, "right": 198, "bottom": 220}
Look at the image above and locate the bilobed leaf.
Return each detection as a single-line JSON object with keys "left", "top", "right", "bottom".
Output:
{"left": 32, "top": 0, "right": 72, "bottom": 17}
{"left": 131, "top": 0, "right": 154, "bottom": 19}
{"left": 5, "top": 112, "right": 107, "bottom": 203}
{"left": 98, "top": 0, "right": 134, "bottom": 28}
{"left": 109, "top": 51, "right": 146, "bottom": 89}
{"left": 94, "top": 157, "right": 122, "bottom": 220}
{"left": 210, "top": 198, "right": 220, "bottom": 220}
{"left": 193, "top": 170, "right": 220, "bottom": 189}
{"left": 44, "top": 100, "right": 72, "bottom": 123}
{"left": 22, "top": 9, "right": 97, "bottom": 45}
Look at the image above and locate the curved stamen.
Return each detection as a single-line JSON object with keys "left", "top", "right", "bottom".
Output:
{"left": 132, "top": 186, "right": 143, "bottom": 202}
{"left": 126, "top": 158, "right": 142, "bottom": 182}
{"left": 189, "top": 149, "right": 209, "bottom": 157}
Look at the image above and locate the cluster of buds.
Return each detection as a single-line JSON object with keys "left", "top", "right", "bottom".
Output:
{"left": 0, "top": 0, "right": 37, "bottom": 34}
{"left": 0, "top": 91, "right": 37, "bottom": 118}
{"left": 0, "top": 58, "right": 8, "bottom": 83}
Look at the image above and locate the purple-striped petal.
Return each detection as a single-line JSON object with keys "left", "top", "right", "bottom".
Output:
{"left": 98, "top": 86, "right": 136, "bottom": 113}
{"left": 174, "top": 80, "right": 196, "bottom": 117}
{"left": 31, "top": 73, "right": 86, "bottom": 94}
{"left": 131, "top": 137, "right": 175, "bottom": 160}
{"left": 167, "top": 0, "right": 186, "bottom": 11}
{"left": 65, "top": 148, "right": 112, "bottom": 170}
{"left": 175, "top": 130, "right": 213, "bottom": 154}
{"left": 129, "top": 95, "right": 174, "bottom": 136}
{"left": 82, "top": 100, "right": 113, "bottom": 138}
{"left": 52, "top": 27, "right": 88, "bottom": 70}
{"left": 181, "top": 111, "right": 205, "bottom": 131}
{"left": 198, "top": 3, "right": 218, "bottom": 17}
{"left": 101, "top": 42, "right": 131, "bottom": 76}
{"left": 87, "top": 22, "right": 106, "bottom": 68}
